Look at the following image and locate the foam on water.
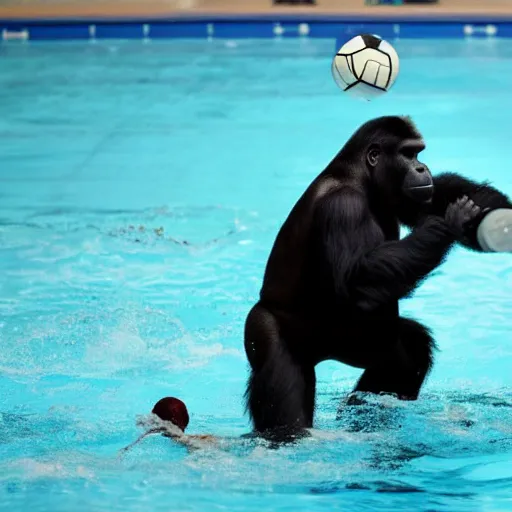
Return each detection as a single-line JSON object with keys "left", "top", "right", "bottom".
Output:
{"left": 1, "top": 38, "right": 512, "bottom": 511}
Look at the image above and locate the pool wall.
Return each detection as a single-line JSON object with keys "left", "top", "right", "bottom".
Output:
{"left": 2, "top": 14, "right": 512, "bottom": 41}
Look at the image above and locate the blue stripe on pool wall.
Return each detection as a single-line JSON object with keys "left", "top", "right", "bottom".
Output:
{"left": 19, "top": 23, "right": 90, "bottom": 40}
{"left": 94, "top": 23, "right": 143, "bottom": 39}
{"left": 213, "top": 21, "right": 274, "bottom": 38}
{"left": 398, "top": 22, "right": 463, "bottom": 38}
{"left": 149, "top": 22, "right": 209, "bottom": 38}
{"left": 311, "top": 22, "right": 398, "bottom": 39}
{"left": 493, "top": 23, "right": 512, "bottom": 37}
{"left": 0, "top": 18, "right": 510, "bottom": 41}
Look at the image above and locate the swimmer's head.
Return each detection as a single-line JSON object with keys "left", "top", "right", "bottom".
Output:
{"left": 152, "top": 397, "right": 189, "bottom": 432}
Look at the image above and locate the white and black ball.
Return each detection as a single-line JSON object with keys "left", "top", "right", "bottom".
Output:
{"left": 332, "top": 34, "right": 400, "bottom": 100}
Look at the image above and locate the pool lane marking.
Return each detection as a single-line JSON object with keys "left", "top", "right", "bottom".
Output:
{"left": 2, "top": 28, "right": 28, "bottom": 41}
{"left": 463, "top": 24, "right": 498, "bottom": 36}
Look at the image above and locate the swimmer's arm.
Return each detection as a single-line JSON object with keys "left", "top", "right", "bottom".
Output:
{"left": 118, "top": 428, "right": 168, "bottom": 455}
{"left": 400, "top": 172, "right": 512, "bottom": 252}
{"left": 119, "top": 430, "right": 218, "bottom": 456}
{"left": 188, "top": 434, "right": 218, "bottom": 443}
{"left": 178, "top": 434, "right": 219, "bottom": 450}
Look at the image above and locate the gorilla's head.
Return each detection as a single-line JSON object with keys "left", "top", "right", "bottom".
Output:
{"left": 338, "top": 116, "right": 434, "bottom": 206}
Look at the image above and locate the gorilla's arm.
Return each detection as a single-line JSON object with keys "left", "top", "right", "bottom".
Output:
{"left": 315, "top": 189, "right": 455, "bottom": 311}
{"left": 432, "top": 173, "right": 511, "bottom": 212}
{"left": 400, "top": 172, "right": 512, "bottom": 251}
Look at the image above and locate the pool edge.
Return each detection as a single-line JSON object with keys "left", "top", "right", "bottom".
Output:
{"left": 2, "top": 13, "right": 512, "bottom": 41}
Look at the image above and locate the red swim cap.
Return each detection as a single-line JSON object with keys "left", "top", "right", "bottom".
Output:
{"left": 152, "top": 397, "right": 190, "bottom": 432}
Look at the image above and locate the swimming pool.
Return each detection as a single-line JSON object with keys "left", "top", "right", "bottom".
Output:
{"left": 1, "top": 35, "right": 512, "bottom": 511}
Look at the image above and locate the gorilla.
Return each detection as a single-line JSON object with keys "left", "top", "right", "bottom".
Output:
{"left": 243, "top": 116, "right": 512, "bottom": 440}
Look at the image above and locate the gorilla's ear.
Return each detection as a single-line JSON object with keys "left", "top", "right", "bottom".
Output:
{"left": 366, "top": 144, "right": 380, "bottom": 168}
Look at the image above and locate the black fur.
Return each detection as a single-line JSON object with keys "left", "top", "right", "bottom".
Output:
{"left": 399, "top": 172, "right": 512, "bottom": 249}
{"left": 244, "top": 116, "right": 512, "bottom": 440}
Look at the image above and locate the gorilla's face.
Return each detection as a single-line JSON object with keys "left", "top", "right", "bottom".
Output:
{"left": 367, "top": 138, "right": 434, "bottom": 205}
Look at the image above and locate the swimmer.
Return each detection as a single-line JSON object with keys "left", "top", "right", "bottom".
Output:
{"left": 119, "top": 397, "right": 219, "bottom": 454}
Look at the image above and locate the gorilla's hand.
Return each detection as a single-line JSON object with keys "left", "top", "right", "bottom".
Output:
{"left": 444, "top": 195, "right": 481, "bottom": 240}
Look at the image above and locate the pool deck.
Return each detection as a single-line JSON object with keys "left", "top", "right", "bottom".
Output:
{"left": 1, "top": 0, "right": 512, "bottom": 21}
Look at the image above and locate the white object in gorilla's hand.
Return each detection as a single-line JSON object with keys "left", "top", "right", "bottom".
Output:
{"left": 476, "top": 208, "right": 512, "bottom": 252}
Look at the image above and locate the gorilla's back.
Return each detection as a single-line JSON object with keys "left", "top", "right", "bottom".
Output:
{"left": 259, "top": 175, "right": 341, "bottom": 313}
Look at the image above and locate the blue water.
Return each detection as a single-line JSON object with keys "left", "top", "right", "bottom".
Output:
{"left": 1, "top": 37, "right": 512, "bottom": 511}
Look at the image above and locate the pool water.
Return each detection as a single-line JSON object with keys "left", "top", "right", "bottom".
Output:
{"left": 1, "top": 37, "right": 512, "bottom": 511}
